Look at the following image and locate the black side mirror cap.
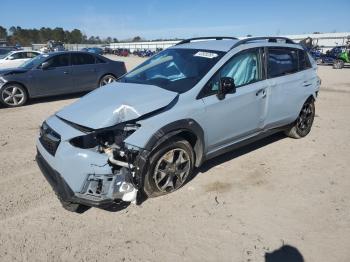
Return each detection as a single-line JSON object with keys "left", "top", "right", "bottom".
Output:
{"left": 217, "top": 77, "right": 236, "bottom": 100}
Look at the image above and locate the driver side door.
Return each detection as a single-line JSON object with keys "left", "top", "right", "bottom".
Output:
{"left": 29, "top": 53, "right": 73, "bottom": 97}
{"left": 199, "top": 48, "right": 268, "bottom": 155}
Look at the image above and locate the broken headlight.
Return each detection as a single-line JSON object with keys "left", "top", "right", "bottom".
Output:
{"left": 70, "top": 123, "right": 140, "bottom": 149}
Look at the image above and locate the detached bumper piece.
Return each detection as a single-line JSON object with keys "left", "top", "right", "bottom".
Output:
{"left": 78, "top": 167, "right": 138, "bottom": 203}
{"left": 36, "top": 150, "right": 114, "bottom": 207}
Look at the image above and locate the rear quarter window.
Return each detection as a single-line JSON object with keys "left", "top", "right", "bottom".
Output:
{"left": 267, "top": 48, "right": 298, "bottom": 78}
{"left": 298, "top": 50, "right": 312, "bottom": 70}
{"left": 95, "top": 56, "right": 106, "bottom": 64}
{"left": 71, "top": 53, "right": 96, "bottom": 65}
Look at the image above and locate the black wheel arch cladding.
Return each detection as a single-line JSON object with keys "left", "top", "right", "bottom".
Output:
{"left": 144, "top": 119, "right": 205, "bottom": 167}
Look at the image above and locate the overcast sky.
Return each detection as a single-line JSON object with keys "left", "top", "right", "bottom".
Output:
{"left": 1, "top": 0, "right": 349, "bottom": 39}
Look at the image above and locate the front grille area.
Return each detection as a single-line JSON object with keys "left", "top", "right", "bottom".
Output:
{"left": 39, "top": 122, "right": 61, "bottom": 156}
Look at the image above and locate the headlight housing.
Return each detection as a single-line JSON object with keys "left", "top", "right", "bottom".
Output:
{"left": 70, "top": 123, "right": 140, "bottom": 149}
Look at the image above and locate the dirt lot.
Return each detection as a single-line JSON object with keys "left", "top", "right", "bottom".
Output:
{"left": 0, "top": 57, "right": 349, "bottom": 262}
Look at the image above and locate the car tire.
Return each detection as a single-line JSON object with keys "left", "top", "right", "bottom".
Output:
{"left": 143, "top": 137, "right": 195, "bottom": 198}
{"left": 0, "top": 83, "right": 28, "bottom": 107}
{"left": 99, "top": 74, "right": 117, "bottom": 87}
{"left": 333, "top": 59, "right": 344, "bottom": 69}
{"left": 285, "top": 99, "right": 315, "bottom": 139}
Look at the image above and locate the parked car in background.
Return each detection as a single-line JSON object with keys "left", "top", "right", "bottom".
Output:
{"left": 133, "top": 49, "right": 157, "bottom": 57}
{"left": 0, "top": 46, "right": 19, "bottom": 59}
{"left": 103, "top": 46, "right": 113, "bottom": 54}
{"left": 299, "top": 37, "right": 323, "bottom": 64}
{"left": 0, "top": 51, "right": 126, "bottom": 107}
{"left": 35, "top": 36, "right": 320, "bottom": 212}
{"left": 0, "top": 50, "right": 41, "bottom": 69}
{"left": 81, "top": 47, "right": 104, "bottom": 55}
{"left": 113, "top": 48, "right": 129, "bottom": 56}
{"left": 319, "top": 46, "right": 345, "bottom": 65}
{"left": 333, "top": 45, "right": 350, "bottom": 69}
{"left": 40, "top": 40, "right": 65, "bottom": 53}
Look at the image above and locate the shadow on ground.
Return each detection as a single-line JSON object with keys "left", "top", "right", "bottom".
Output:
{"left": 265, "top": 245, "right": 304, "bottom": 262}
{"left": 77, "top": 132, "right": 287, "bottom": 213}
{"left": 99, "top": 200, "right": 130, "bottom": 212}
{"left": 74, "top": 200, "right": 130, "bottom": 214}
{"left": 137, "top": 132, "right": 286, "bottom": 207}
{"left": 192, "top": 132, "right": 286, "bottom": 179}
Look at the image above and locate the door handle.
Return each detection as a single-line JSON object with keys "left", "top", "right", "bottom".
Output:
{"left": 303, "top": 81, "right": 312, "bottom": 87}
{"left": 256, "top": 89, "right": 267, "bottom": 98}
{"left": 63, "top": 71, "right": 69, "bottom": 74}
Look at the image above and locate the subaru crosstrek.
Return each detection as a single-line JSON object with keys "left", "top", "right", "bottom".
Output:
{"left": 36, "top": 37, "right": 321, "bottom": 211}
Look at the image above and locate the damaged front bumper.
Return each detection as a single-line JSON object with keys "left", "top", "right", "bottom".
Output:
{"left": 36, "top": 116, "right": 148, "bottom": 207}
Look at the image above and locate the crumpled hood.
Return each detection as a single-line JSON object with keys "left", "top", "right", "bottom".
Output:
{"left": 56, "top": 82, "right": 178, "bottom": 129}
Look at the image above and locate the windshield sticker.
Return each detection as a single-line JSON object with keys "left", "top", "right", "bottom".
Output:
{"left": 194, "top": 51, "right": 218, "bottom": 59}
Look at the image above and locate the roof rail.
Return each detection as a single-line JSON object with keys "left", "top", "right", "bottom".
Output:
{"left": 230, "top": 36, "right": 296, "bottom": 50}
{"left": 176, "top": 37, "right": 238, "bottom": 46}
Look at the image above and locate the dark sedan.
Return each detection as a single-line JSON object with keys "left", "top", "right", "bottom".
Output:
{"left": 0, "top": 51, "right": 126, "bottom": 107}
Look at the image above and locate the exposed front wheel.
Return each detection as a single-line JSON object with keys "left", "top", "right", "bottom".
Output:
{"left": 99, "top": 74, "right": 117, "bottom": 87}
{"left": 0, "top": 84, "right": 28, "bottom": 107}
{"left": 143, "top": 137, "right": 195, "bottom": 198}
{"left": 285, "top": 99, "right": 315, "bottom": 139}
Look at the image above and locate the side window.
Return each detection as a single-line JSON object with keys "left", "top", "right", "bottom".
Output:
{"left": 46, "top": 54, "right": 70, "bottom": 68}
{"left": 268, "top": 48, "right": 298, "bottom": 78}
{"left": 95, "top": 56, "right": 106, "bottom": 64}
{"left": 298, "top": 50, "right": 312, "bottom": 71}
{"left": 204, "top": 49, "right": 262, "bottom": 96}
{"left": 71, "top": 53, "right": 96, "bottom": 65}
{"left": 26, "top": 52, "right": 39, "bottom": 59}
{"left": 10, "top": 52, "right": 25, "bottom": 60}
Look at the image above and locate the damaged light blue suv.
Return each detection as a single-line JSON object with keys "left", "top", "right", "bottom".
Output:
{"left": 36, "top": 37, "right": 321, "bottom": 211}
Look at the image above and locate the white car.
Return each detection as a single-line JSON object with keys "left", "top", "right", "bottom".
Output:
{"left": 0, "top": 50, "right": 41, "bottom": 69}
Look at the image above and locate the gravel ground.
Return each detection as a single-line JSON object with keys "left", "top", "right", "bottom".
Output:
{"left": 0, "top": 57, "right": 349, "bottom": 262}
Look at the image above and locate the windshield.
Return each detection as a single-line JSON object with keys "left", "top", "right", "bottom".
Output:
{"left": 120, "top": 48, "right": 225, "bottom": 93}
{"left": 19, "top": 54, "right": 49, "bottom": 69}
{"left": 0, "top": 49, "right": 13, "bottom": 59}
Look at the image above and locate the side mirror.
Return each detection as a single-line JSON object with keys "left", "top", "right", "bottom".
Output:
{"left": 217, "top": 77, "right": 236, "bottom": 100}
{"left": 7, "top": 56, "right": 15, "bottom": 60}
{"left": 41, "top": 62, "right": 50, "bottom": 70}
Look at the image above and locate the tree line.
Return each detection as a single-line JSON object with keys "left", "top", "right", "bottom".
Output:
{"left": 0, "top": 25, "right": 185, "bottom": 46}
{"left": 0, "top": 26, "right": 119, "bottom": 46}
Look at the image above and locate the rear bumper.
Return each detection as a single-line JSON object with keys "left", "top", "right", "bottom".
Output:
{"left": 36, "top": 149, "right": 114, "bottom": 207}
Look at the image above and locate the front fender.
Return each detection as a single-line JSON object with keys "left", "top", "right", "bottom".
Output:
{"left": 143, "top": 119, "right": 205, "bottom": 167}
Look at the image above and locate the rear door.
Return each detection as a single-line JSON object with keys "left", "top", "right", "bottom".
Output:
{"left": 264, "top": 47, "right": 305, "bottom": 128}
{"left": 71, "top": 53, "right": 98, "bottom": 91}
{"left": 30, "top": 53, "right": 73, "bottom": 96}
{"left": 199, "top": 48, "right": 268, "bottom": 154}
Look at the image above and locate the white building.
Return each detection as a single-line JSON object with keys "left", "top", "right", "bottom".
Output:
{"left": 109, "top": 32, "right": 350, "bottom": 52}
{"left": 109, "top": 40, "right": 180, "bottom": 52}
